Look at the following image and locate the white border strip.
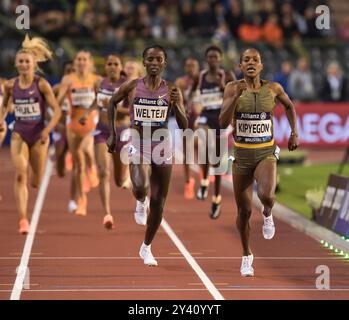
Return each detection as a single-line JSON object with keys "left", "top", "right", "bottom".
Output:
{"left": 10, "top": 148, "right": 54, "bottom": 300}
{"left": 161, "top": 218, "right": 225, "bottom": 300}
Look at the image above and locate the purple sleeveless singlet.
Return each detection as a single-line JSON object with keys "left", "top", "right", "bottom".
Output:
{"left": 94, "top": 76, "right": 129, "bottom": 150}
{"left": 128, "top": 77, "right": 172, "bottom": 165}
{"left": 197, "top": 69, "right": 225, "bottom": 135}
{"left": 13, "top": 76, "right": 46, "bottom": 146}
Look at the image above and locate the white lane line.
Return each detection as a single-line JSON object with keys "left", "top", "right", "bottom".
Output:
{"left": 2, "top": 288, "right": 349, "bottom": 293}
{"left": 161, "top": 218, "right": 225, "bottom": 300}
{"left": 0, "top": 256, "right": 345, "bottom": 260}
{"left": 10, "top": 148, "right": 54, "bottom": 300}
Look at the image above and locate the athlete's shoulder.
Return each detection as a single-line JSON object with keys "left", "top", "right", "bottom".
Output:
{"left": 267, "top": 80, "right": 284, "bottom": 93}
{"left": 4, "top": 78, "right": 16, "bottom": 91}
{"left": 225, "top": 79, "right": 241, "bottom": 88}
{"left": 175, "top": 76, "right": 186, "bottom": 87}
{"left": 61, "top": 73, "right": 74, "bottom": 84}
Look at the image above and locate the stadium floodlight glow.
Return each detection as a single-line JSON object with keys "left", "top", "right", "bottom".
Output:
{"left": 334, "top": 248, "right": 339, "bottom": 253}
{"left": 329, "top": 245, "right": 334, "bottom": 250}
{"left": 320, "top": 240, "right": 325, "bottom": 244}
{"left": 324, "top": 242, "right": 329, "bottom": 247}
{"left": 340, "top": 250, "right": 344, "bottom": 255}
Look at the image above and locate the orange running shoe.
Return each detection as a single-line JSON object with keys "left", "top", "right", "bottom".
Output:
{"left": 87, "top": 165, "right": 99, "bottom": 188}
{"left": 19, "top": 218, "right": 30, "bottom": 235}
{"left": 103, "top": 214, "right": 115, "bottom": 230}
{"left": 184, "top": 177, "right": 195, "bottom": 200}
{"left": 65, "top": 152, "right": 73, "bottom": 172}
{"left": 75, "top": 195, "right": 87, "bottom": 216}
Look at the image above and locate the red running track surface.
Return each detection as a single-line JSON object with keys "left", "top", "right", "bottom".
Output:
{"left": 0, "top": 147, "right": 348, "bottom": 300}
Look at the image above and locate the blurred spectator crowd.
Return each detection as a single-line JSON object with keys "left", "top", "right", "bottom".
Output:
{"left": 0, "top": 0, "right": 348, "bottom": 101}
{"left": 1, "top": 0, "right": 348, "bottom": 44}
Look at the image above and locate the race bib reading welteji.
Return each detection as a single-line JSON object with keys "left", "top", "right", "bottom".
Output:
{"left": 235, "top": 112, "right": 273, "bottom": 144}
{"left": 14, "top": 99, "right": 41, "bottom": 121}
{"left": 133, "top": 97, "right": 168, "bottom": 126}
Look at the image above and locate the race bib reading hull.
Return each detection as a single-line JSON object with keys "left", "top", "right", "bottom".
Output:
{"left": 133, "top": 97, "right": 168, "bottom": 127}
{"left": 235, "top": 112, "right": 273, "bottom": 146}
{"left": 14, "top": 101, "right": 41, "bottom": 121}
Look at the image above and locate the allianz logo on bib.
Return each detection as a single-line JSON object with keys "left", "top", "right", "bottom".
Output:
{"left": 238, "top": 112, "right": 269, "bottom": 120}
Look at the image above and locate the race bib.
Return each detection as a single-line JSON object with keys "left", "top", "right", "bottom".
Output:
{"left": 133, "top": 97, "right": 168, "bottom": 126}
{"left": 97, "top": 92, "right": 111, "bottom": 110}
{"left": 200, "top": 88, "right": 223, "bottom": 110}
{"left": 235, "top": 112, "right": 273, "bottom": 144}
{"left": 14, "top": 102, "right": 41, "bottom": 120}
{"left": 134, "top": 105, "right": 168, "bottom": 122}
{"left": 71, "top": 88, "right": 95, "bottom": 109}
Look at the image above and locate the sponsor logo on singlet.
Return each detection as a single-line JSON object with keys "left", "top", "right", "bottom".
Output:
{"left": 14, "top": 98, "right": 41, "bottom": 121}
{"left": 235, "top": 112, "right": 273, "bottom": 144}
{"left": 200, "top": 87, "right": 223, "bottom": 110}
{"left": 133, "top": 97, "right": 168, "bottom": 126}
{"left": 71, "top": 88, "right": 95, "bottom": 109}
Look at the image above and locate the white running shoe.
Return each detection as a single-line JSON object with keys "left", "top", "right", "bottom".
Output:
{"left": 262, "top": 214, "right": 275, "bottom": 239}
{"left": 139, "top": 242, "right": 158, "bottom": 266}
{"left": 240, "top": 254, "right": 254, "bottom": 277}
{"left": 134, "top": 197, "right": 149, "bottom": 225}
{"left": 68, "top": 200, "right": 77, "bottom": 213}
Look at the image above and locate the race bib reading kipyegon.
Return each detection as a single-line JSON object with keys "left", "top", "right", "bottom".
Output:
{"left": 235, "top": 112, "right": 273, "bottom": 144}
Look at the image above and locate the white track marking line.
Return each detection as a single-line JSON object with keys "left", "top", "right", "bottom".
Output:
{"left": 3, "top": 288, "right": 349, "bottom": 293}
{"left": 161, "top": 218, "right": 225, "bottom": 300}
{"left": 10, "top": 148, "right": 54, "bottom": 301}
{"left": 0, "top": 256, "right": 345, "bottom": 260}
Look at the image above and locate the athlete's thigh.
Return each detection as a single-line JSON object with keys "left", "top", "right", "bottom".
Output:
{"left": 0, "top": 122, "right": 7, "bottom": 147}
{"left": 29, "top": 138, "right": 49, "bottom": 177}
{"left": 95, "top": 143, "right": 110, "bottom": 172}
{"left": 254, "top": 159, "right": 277, "bottom": 196}
{"left": 10, "top": 132, "right": 29, "bottom": 173}
{"left": 66, "top": 128, "right": 84, "bottom": 158}
{"left": 130, "top": 163, "right": 150, "bottom": 189}
{"left": 150, "top": 164, "right": 172, "bottom": 199}
{"left": 112, "top": 151, "right": 128, "bottom": 179}
{"left": 232, "top": 170, "right": 254, "bottom": 209}
{"left": 81, "top": 133, "right": 94, "bottom": 151}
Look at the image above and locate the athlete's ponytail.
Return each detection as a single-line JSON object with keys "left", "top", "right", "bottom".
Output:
{"left": 18, "top": 34, "right": 53, "bottom": 64}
